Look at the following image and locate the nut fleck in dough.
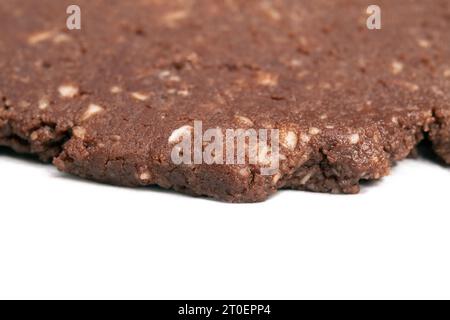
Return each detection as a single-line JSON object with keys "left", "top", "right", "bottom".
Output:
{"left": 58, "top": 84, "right": 79, "bottom": 98}
{"left": 131, "top": 92, "right": 150, "bottom": 101}
{"left": 282, "top": 130, "right": 298, "bottom": 151}
{"left": 0, "top": 0, "right": 449, "bottom": 202}
{"left": 81, "top": 104, "right": 104, "bottom": 121}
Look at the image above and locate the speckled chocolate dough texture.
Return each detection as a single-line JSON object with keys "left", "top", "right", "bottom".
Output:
{"left": 0, "top": 0, "right": 449, "bottom": 202}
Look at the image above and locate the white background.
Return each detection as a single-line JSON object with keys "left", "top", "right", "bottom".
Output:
{"left": 0, "top": 148, "right": 449, "bottom": 300}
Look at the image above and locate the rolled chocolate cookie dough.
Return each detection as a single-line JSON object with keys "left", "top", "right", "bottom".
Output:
{"left": 0, "top": 0, "right": 449, "bottom": 202}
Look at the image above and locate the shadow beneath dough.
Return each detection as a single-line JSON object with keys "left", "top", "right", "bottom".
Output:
{"left": 0, "top": 147, "right": 45, "bottom": 165}
{"left": 0, "top": 146, "right": 208, "bottom": 202}
{"left": 416, "top": 139, "right": 449, "bottom": 167}
{"left": 1, "top": 138, "right": 447, "bottom": 203}
{"left": 51, "top": 166, "right": 226, "bottom": 203}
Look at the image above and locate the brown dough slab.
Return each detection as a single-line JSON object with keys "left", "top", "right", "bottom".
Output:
{"left": 0, "top": 0, "right": 449, "bottom": 202}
